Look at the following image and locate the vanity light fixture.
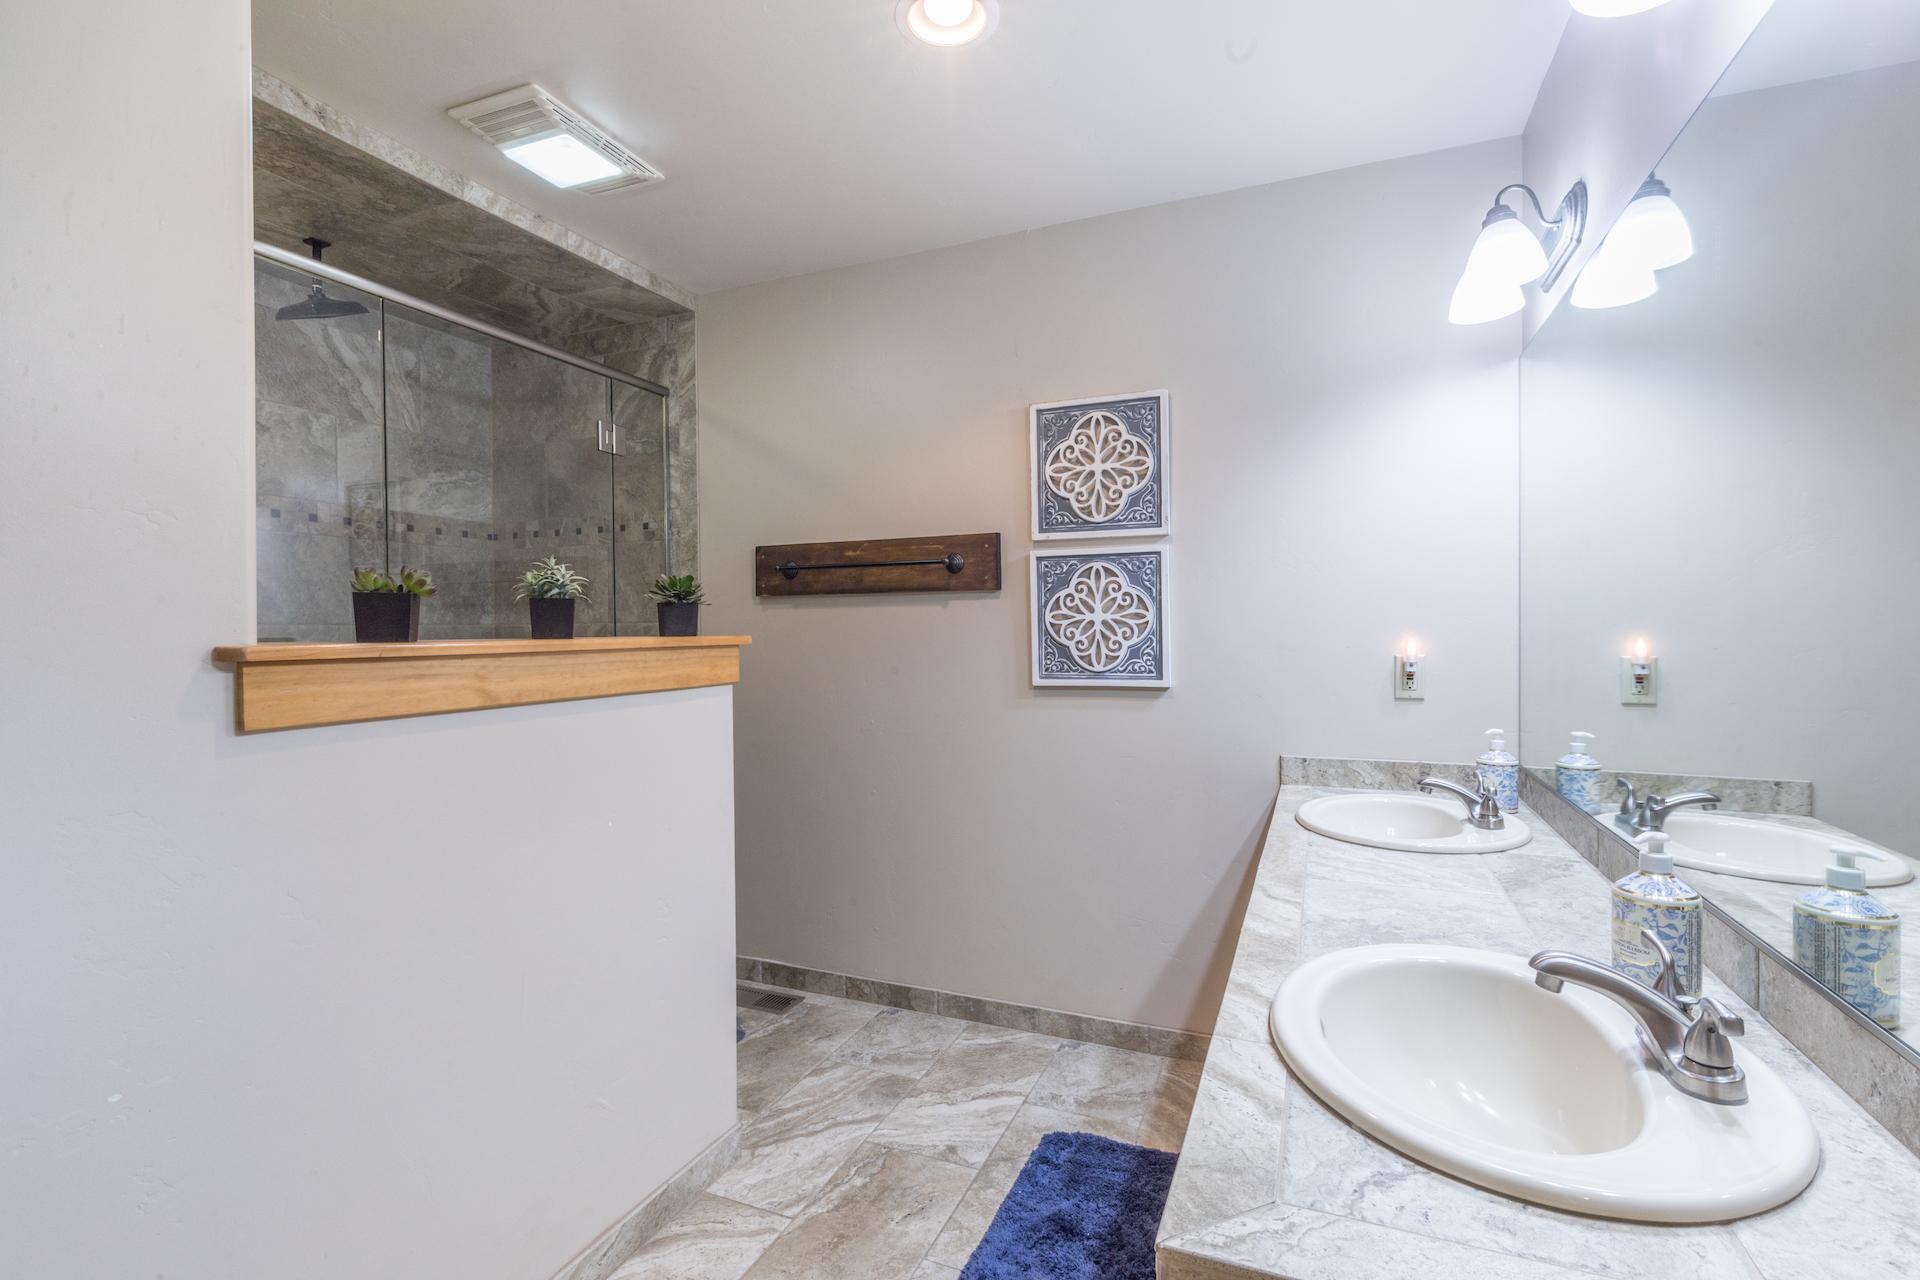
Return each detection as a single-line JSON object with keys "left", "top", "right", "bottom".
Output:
{"left": 1395, "top": 638, "right": 1426, "bottom": 701}
{"left": 1569, "top": 173, "right": 1691, "bottom": 309}
{"left": 1569, "top": 0, "right": 1675, "bottom": 16}
{"left": 448, "top": 85, "right": 662, "bottom": 193}
{"left": 1448, "top": 181, "right": 1588, "bottom": 325}
{"left": 1621, "top": 637, "right": 1659, "bottom": 706}
{"left": 897, "top": 0, "right": 1000, "bottom": 47}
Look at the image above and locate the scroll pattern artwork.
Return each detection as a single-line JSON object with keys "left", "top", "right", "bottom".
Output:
{"left": 1030, "top": 391, "right": 1169, "bottom": 539}
{"left": 1031, "top": 549, "right": 1169, "bottom": 688}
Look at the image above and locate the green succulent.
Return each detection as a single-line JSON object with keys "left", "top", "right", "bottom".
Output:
{"left": 646, "top": 573, "right": 708, "bottom": 605}
{"left": 350, "top": 565, "right": 436, "bottom": 597}
{"left": 514, "top": 555, "right": 591, "bottom": 602}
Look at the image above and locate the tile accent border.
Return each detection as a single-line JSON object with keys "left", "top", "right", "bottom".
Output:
{"left": 551, "top": 1123, "right": 741, "bottom": 1280}
{"left": 1520, "top": 766, "right": 1920, "bottom": 1156}
{"left": 1525, "top": 764, "right": 1813, "bottom": 816}
{"left": 735, "top": 958, "right": 1210, "bottom": 1061}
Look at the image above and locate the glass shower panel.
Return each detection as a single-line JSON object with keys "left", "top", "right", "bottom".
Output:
{"left": 384, "top": 304, "right": 616, "bottom": 638}
{"left": 610, "top": 382, "right": 671, "bottom": 635}
{"left": 252, "top": 258, "right": 385, "bottom": 643}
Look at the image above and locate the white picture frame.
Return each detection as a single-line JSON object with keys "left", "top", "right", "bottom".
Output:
{"left": 1029, "top": 547, "right": 1171, "bottom": 689}
{"left": 1029, "top": 390, "right": 1170, "bottom": 541}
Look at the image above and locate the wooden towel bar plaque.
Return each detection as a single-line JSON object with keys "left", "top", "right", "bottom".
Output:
{"left": 755, "top": 533, "right": 1002, "bottom": 597}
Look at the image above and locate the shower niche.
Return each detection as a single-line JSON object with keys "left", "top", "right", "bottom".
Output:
{"left": 253, "top": 251, "right": 671, "bottom": 642}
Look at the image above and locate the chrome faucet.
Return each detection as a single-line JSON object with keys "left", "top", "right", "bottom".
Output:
{"left": 1529, "top": 930, "right": 1748, "bottom": 1104}
{"left": 1614, "top": 786, "right": 1720, "bottom": 834}
{"left": 1418, "top": 775, "right": 1505, "bottom": 830}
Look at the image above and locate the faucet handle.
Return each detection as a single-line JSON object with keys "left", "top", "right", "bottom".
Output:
{"left": 1616, "top": 776, "right": 1637, "bottom": 817}
{"left": 1683, "top": 997, "right": 1746, "bottom": 1070}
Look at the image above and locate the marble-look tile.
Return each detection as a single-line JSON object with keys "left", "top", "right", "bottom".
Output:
{"left": 1025, "top": 1041, "right": 1167, "bottom": 1131}
{"left": 845, "top": 976, "right": 940, "bottom": 1013}
{"left": 740, "top": 1144, "right": 973, "bottom": 1280}
{"left": 1280, "top": 1080, "right": 1752, "bottom": 1278}
{"left": 1139, "top": 1058, "right": 1204, "bottom": 1152}
{"left": 1215, "top": 809, "right": 1308, "bottom": 1043}
{"left": 867, "top": 1025, "right": 1064, "bottom": 1167}
{"left": 735, "top": 957, "right": 759, "bottom": 981}
{"left": 1280, "top": 756, "right": 1477, "bottom": 792}
{"left": 562, "top": 1128, "right": 743, "bottom": 1280}
{"left": 257, "top": 527, "right": 351, "bottom": 629}
{"left": 710, "top": 1061, "right": 918, "bottom": 1216}
{"left": 757, "top": 962, "right": 848, "bottom": 998}
{"left": 608, "top": 1194, "right": 787, "bottom": 1280}
{"left": 1299, "top": 871, "right": 1528, "bottom": 958}
{"left": 826, "top": 1009, "right": 967, "bottom": 1078}
{"left": 1156, "top": 1035, "right": 1289, "bottom": 1244}
{"left": 1160, "top": 1204, "right": 1608, "bottom": 1280}
{"left": 1148, "top": 1027, "right": 1214, "bottom": 1061}
{"left": 1754, "top": 952, "right": 1920, "bottom": 1156}
{"left": 909, "top": 1263, "right": 961, "bottom": 1280}
{"left": 922, "top": 1100, "right": 1141, "bottom": 1271}
{"left": 735, "top": 999, "right": 877, "bottom": 1114}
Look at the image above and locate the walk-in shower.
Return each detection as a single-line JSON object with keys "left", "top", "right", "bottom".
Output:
{"left": 253, "top": 241, "right": 671, "bottom": 642}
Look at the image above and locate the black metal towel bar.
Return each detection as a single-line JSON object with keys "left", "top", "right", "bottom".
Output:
{"left": 778, "top": 553, "right": 967, "bottom": 580}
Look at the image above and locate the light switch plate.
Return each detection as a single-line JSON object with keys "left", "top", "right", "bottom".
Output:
{"left": 1620, "top": 656, "right": 1658, "bottom": 705}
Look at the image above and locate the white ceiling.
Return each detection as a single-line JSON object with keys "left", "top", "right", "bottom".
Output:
{"left": 253, "top": 1, "right": 1569, "bottom": 295}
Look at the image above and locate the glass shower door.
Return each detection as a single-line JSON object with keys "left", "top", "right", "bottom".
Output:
{"left": 610, "top": 382, "right": 671, "bottom": 635}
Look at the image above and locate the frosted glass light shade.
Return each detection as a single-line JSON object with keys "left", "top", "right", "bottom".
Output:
{"left": 501, "top": 133, "right": 622, "bottom": 188}
{"left": 1569, "top": 241, "right": 1659, "bottom": 309}
{"left": 901, "top": 0, "right": 997, "bottom": 46}
{"left": 1449, "top": 274, "right": 1526, "bottom": 326}
{"left": 1610, "top": 186, "right": 1694, "bottom": 270}
{"left": 1448, "top": 210, "right": 1545, "bottom": 324}
{"left": 1570, "top": 0, "right": 1673, "bottom": 16}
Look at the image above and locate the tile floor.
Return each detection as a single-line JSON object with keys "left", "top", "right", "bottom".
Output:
{"left": 613, "top": 982, "right": 1200, "bottom": 1280}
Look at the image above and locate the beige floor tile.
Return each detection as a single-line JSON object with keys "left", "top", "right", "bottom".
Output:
{"left": 866, "top": 1025, "right": 1065, "bottom": 1167}
{"left": 922, "top": 1100, "right": 1141, "bottom": 1271}
{"left": 1026, "top": 1040, "right": 1168, "bottom": 1131}
{"left": 736, "top": 999, "right": 878, "bottom": 1113}
{"left": 826, "top": 1008, "right": 968, "bottom": 1077}
{"left": 741, "top": 1144, "right": 975, "bottom": 1280}
{"left": 1139, "top": 1057, "right": 1204, "bottom": 1152}
{"left": 711, "top": 1061, "right": 919, "bottom": 1216}
{"left": 609, "top": 1194, "right": 788, "bottom": 1280}
{"left": 910, "top": 1262, "right": 963, "bottom": 1280}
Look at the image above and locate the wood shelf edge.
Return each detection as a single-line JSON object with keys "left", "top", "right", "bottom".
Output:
{"left": 212, "top": 636, "right": 751, "bottom": 665}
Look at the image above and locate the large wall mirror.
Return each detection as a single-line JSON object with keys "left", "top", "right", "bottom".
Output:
{"left": 1521, "top": 0, "right": 1920, "bottom": 1055}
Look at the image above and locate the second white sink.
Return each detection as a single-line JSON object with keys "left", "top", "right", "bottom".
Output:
{"left": 1297, "top": 792, "right": 1531, "bottom": 854}
{"left": 1270, "top": 945, "right": 1820, "bottom": 1222}
{"left": 1646, "top": 810, "right": 1914, "bottom": 888}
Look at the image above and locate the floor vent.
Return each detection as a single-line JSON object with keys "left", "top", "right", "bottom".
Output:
{"left": 737, "top": 986, "right": 802, "bottom": 1014}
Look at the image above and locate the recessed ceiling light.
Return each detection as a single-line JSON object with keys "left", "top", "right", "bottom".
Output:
{"left": 897, "top": 0, "right": 1000, "bottom": 48}
{"left": 448, "top": 85, "right": 662, "bottom": 194}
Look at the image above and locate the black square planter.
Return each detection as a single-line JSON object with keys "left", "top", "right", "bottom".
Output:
{"left": 656, "top": 602, "right": 700, "bottom": 636}
{"left": 528, "top": 597, "right": 577, "bottom": 639}
{"left": 352, "top": 592, "right": 419, "bottom": 643}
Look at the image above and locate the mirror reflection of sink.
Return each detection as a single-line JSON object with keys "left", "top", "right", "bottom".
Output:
{"left": 1270, "top": 945, "right": 1819, "bottom": 1222}
{"left": 1296, "top": 792, "right": 1531, "bottom": 854}
{"left": 1611, "top": 810, "right": 1915, "bottom": 888}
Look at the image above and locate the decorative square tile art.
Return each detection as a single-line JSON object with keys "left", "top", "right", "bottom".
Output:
{"left": 1030, "top": 549, "right": 1170, "bottom": 688}
{"left": 1030, "top": 390, "right": 1169, "bottom": 540}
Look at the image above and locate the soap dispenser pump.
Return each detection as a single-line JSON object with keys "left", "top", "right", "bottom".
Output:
{"left": 1556, "top": 731, "right": 1603, "bottom": 812}
{"left": 1477, "top": 729, "right": 1519, "bottom": 813}
{"left": 1793, "top": 846, "right": 1901, "bottom": 1029}
{"left": 1611, "top": 832, "right": 1702, "bottom": 997}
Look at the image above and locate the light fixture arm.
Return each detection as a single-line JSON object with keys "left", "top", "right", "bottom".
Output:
{"left": 1491, "top": 184, "right": 1563, "bottom": 227}
{"left": 1482, "top": 180, "right": 1588, "bottom": 291}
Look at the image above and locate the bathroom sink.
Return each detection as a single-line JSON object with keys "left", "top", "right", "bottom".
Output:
{"left": 1270, "top": 945, "right": 1818, "bottom": 1222}
{"left": 1295, "top": 792, "right": 1531, "bottom": 854}
{"left": 1623, "top": 810, "right": 1914, "bottom": 888}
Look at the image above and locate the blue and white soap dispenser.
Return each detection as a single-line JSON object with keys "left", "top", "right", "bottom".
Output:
{"left": 1477, "top": 729, "right": 1519, "bottom": 813}
{"left": 1793, "top": 846, "right": 1901, "bottom": 1029}
{"left": 1612, "top": 832, "right": 1702, "bottom": 997}
{"left": 1556, "top": 731, "right": 1603, "bottom": 812}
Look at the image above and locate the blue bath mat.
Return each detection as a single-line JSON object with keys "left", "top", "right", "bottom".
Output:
{"left": 961, "top": 1131, "right": 1177, "bottom": 1280}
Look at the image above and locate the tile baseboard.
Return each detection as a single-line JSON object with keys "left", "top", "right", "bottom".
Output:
{"left": 736, "top": 957, "right": 1210, "bottom": 1061}
{"left": 551, "top": 1123, "right": 742, "bottom": 1280}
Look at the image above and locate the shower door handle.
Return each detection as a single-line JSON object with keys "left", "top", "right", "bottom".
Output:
{"left": 596, "top": 419, "right": 623, "bottom": 455}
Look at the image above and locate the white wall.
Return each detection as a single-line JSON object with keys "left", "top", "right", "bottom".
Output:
{"left": 0, "top": 5, "right": 735, "bottom": 1277}
{"left": 1521, "top": 0, "right": 1771, "bottom": 339}
{"left": 1520, "top": 61, "right": 1920, "bottom": 851}
{"left": 700, "top": 141, "right": 1521, "bottom": 1031}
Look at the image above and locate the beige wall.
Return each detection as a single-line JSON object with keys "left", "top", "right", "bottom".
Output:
{"left": 0, "top": 5, "right": 735, "bottom": 1276}
{"left": 700, "top": 139, "right": 1522, "bottom": 1032}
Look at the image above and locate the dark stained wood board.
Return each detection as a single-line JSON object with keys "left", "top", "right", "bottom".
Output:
{"left": 755, "top": 533, "right": 1002, "bottom": 596}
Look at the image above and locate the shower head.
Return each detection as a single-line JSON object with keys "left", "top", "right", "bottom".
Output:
{"left": 274, "top": 237, "right": 370, "bottom": 321}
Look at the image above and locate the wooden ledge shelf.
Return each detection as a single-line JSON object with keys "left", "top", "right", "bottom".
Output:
{"left": 212, "top": 636, "right": 751, "bottom": 733}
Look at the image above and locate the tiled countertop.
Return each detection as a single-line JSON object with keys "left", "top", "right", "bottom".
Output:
{"left": 1154, "top": 785, "right": 1920, "bottom": 1280}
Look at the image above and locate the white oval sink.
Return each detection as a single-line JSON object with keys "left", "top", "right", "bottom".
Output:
{"left": 1270, "top": 945, "right": 1819, "bottom": 1222}
{"left": 1644, "top": 811, "right": 1914, "bottom": 888}
{"left": 1296, "top": 792, "right": 1531, "bottom": 854}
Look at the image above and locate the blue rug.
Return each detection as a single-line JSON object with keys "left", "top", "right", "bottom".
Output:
{"left": 961, "top": 1131, "right": 1177, "bottom": 1280}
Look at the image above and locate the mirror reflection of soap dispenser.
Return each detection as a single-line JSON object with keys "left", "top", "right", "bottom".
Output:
{"left": 1477, "top": 729, "right": 1519, "bottom": 813}
{"left": 1557, "top": 731, "right": 1602, "bottom": 812}
{"left": 1793, "top": 846, "right": 1901, "bottom": 1029}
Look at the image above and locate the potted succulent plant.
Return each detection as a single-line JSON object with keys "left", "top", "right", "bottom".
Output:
{"left": 514, "top": 555, "right": 590, "bottom": 639}
{"left": 350, "top": 566, "right": 435, "bottom": 642}
{"left": 648, "top": 573, "right": 708, "bottom": 636}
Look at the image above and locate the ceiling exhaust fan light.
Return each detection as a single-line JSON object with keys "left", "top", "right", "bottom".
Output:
{"left": 899, "top": 0, "right": 999, "bottom": 47}
{"left": 1569, "top": 0, "right": 1674, "bottom": 16}
{"left": 501, "top": 132, "right": 624, "bottom": 188}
